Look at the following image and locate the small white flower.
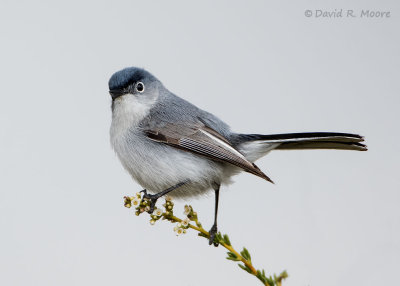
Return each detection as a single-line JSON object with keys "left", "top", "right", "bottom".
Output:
{"left": 154, "top": 208, "right": 163, "bottom": 217}
{"left": 131, "top": 197, "right": 141, "bottom": 207}
{"left": 181, "top": 218, "right": 190, "bottom": 227}
{"left": 183, "top": 205, "right": 191, "bottom": 216}
{"left": 177, "top": 222, "right": 182, "bottom": 228}
{"left": 175, "top": 227, "right": 184, "bottom": 236}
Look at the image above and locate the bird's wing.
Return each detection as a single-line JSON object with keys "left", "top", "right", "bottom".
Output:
{"left": 144, "top": 123, "right": 273, "bottom": 183}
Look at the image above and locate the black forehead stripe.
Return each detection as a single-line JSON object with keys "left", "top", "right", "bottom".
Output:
{"left": 108, "top": 68, "right": 147, "bottom": 90}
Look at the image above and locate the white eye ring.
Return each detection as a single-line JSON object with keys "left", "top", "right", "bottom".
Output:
{"left": 135, "top": 82, "right": 145, "bottom": 93}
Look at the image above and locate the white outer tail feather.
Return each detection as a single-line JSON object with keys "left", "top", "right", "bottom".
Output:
{"left": 237, "top": 133, "right": 367, "bottom": 163}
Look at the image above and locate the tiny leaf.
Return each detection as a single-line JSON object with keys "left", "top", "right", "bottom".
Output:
{"left": 226, "top": 251, "right": 240, "bottom": 261}
{"left": 226, "top": 256, "right": 240, "bottom": 261}
{"left": 256, "top": 269, "right": 267, "bottom": 283}
{"left": 223, "top": 234, "right": 231, "bottom": 246}
{"left": 240, "top": 247, "right": 251, "bottom": 262}
{"left": 238, "top": 263, "right": 252, "bottom": 274}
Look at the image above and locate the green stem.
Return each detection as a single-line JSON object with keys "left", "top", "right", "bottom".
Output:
{"left": 125, "top": 196, "right": 287, "bottom": 286}
{"left": 167, "top": 215, "right": 267, "bottom": 285}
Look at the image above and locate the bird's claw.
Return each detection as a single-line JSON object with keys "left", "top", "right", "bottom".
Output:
{"left": 208, "top": 224, "right": 219, "bottom": 247}
{"left": 140, "top": 189, "right": 157, "bottom": 214}
{"left": 140, "top": 189, "right": 148, "bottom": 196}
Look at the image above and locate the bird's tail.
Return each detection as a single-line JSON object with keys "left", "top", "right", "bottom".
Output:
{"left": 236, "top": 132, "right": 367, "bottom": 162}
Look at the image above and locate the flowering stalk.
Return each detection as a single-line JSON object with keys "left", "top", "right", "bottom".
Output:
{"left": 124, "top": 193, "right": 288, "bottom": 286}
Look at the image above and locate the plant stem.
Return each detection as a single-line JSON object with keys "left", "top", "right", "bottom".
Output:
{"left": 124, "top": 196, "right": 287, "bottom": 286}
{"left": 168, "top": 215, "right": 265, "bottom": 285}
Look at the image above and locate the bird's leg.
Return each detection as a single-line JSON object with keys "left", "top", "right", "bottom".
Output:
{"left": 140, "top": 181, "right": 186, "bottom": 213}
{"left": 208, "top": 185, "right": 220, "bottom": 246}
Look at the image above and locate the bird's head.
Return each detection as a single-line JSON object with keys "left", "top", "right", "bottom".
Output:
{"left": 109, "top": 67, "right": 161, "bottom": 116}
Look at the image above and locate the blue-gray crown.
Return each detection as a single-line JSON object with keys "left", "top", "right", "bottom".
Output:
{"left": 108, "top": 67, "right": 156, "bottom": 90}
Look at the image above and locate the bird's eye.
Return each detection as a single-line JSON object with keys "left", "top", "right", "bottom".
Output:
{"left": 135, "top": 82, "right": 145, "bottom": 93}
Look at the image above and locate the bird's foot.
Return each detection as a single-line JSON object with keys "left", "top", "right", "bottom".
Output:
{"left": 208, "top": 224, "right": 219, "bottom": 247}
{"left": 140, "top": 189, "right": 158, "bottom": 214}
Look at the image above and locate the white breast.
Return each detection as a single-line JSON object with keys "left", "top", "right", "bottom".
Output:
{"left": 110, "top": 96, "right": 233, "bottom": 198}
{"left": 110, "top": 95, "right": 152, "bottom": 143}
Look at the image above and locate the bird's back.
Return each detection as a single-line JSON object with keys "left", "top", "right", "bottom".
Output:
{"left": 139, "top": 89, "right": 233, "bottom": 140}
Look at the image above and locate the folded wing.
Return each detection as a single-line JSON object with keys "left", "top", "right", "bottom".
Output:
{"left": 144, "top": 123, "right": 273, "bottom": 183}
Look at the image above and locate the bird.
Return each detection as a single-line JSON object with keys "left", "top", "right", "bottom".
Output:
{"left": 108, "top": 67, "right": 367, "bottom": 245}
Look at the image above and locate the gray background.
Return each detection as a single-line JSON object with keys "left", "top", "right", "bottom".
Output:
{"left": 1, "top": 1, "right": 399, "bottom": 285}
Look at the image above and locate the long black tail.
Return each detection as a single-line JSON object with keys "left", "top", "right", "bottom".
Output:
{"left": 239, "top": 132, "right": 367, "bottom": 151}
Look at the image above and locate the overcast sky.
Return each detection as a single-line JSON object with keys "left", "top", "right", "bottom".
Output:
{"left": 1, "top": 1, "right": 399, "bottom": 286}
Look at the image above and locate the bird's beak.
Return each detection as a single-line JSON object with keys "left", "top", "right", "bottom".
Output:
{"left": 109, "top": 89, "right": 126, "bottom": 100}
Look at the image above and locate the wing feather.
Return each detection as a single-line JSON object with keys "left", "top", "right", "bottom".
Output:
{"left": 144, "top": 124, "right": 273, "bottom": 183}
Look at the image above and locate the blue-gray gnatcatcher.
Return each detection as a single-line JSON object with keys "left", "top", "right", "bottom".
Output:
{"left": 108, "top": 67, "right": 367, "bottom": 244}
